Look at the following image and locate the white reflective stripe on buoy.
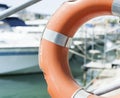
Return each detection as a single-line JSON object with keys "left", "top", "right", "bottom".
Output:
{"left": 72, "top": 88, "right": 91, "bottom": 98}
{"left": 42, "top": 28, "right": 72, "bottom": 48}
{"left": 112, "top": 0, "right": 120, "bottom": 16}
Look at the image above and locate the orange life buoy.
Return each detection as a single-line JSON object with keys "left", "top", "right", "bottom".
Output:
{"left": 39, "top": 0, "right": 120, "bottom": 98}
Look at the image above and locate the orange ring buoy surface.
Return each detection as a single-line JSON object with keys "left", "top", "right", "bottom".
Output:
{"left": 39, "top": 0, "right": 120, "bottom": 98}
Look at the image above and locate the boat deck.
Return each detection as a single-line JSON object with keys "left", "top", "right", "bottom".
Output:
{"left": 87, "top": 68, "right": 120, "bottom": 97}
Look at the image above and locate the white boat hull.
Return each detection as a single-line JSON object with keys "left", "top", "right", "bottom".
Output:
{"left": 0, "top": 47, "right": 40, "bottom": 74}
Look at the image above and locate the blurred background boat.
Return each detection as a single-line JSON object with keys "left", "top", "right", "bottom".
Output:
{"left": 0, "top": 18, "right": 43, "bottom": 74}
{"left": 0, "top": 4, "right": 46, "bottom": 74}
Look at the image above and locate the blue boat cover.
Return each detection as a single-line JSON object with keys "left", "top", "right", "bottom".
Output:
{"left": 2, "top": 17, "right": 27, "bottom": 27}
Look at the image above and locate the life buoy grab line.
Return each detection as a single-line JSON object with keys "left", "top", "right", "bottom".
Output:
{"left": 39, "top": 0, "right": 120, "bottom": 98}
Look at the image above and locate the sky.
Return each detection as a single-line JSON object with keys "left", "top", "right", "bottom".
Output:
{"left": 0, "top": 0, "right": 67, "bottom": 15}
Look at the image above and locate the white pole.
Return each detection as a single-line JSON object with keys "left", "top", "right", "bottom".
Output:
{"left": 0, "top": 0, "right": 41, "bottom": 20}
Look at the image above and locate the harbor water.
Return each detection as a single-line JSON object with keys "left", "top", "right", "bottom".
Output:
{"left": 0, "top": 73, "right": 50, "bottom": 98}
